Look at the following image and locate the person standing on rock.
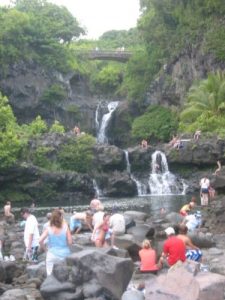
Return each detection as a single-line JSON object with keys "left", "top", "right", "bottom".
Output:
{"left": 160, "top": 227, "right": 186, "bottom": 267}
{"left": 109, "top": 207, "right": 125, "bottom": 248}
{"left": 200, "top": 176, "right": 210, "bottom": 206}
{"left": 39, "top": 208, "right": 72, "bottom": 275}
{"left": 4, "top": 200, "right": 15, "bottom": 222}
{"left": 20, "top": 208, "right": 40, "bottom": 263}
{"left": 91, "top": 212, "right": 110, "bottom": 248}
{"left": 213, "top": 160, "right": 222, "bottom": 176}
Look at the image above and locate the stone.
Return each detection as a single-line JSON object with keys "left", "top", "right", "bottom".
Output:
{"left": 196, "top": 272, "right": 225, "bottom": 300}
{"left": 122, "top": 290, "right": 145, "bottom": 300}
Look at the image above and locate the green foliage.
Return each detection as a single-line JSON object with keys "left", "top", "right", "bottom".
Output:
{"left": 132, "top": 105, "right": 178, "bottom": 142}
{"left": 26, "top": 115, "right": 48, "bottom": 136}
{"left": 0, "top": 0, "right": 84, "bottom": 72}
{"left": 0, "top": 93, "right": 22, "bottom": 169}
{"left": 179, "top": 71, "right": 225, "bottom": 134}
{"left": 58, "top": 134, "right": 96, "bottom": 173}
{"left": 31, "top": 146, "right": 53, "bottom": 168}
{"left": 41, "top": 84, "right": 66, "bottom": 105}
{"left": 49, "top": 120, "right": 65, "bottom": 134}
{"left": 91, "top": 64, "right": 123, "bottom": 94}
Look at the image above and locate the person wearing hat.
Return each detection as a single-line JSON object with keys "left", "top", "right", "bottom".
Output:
{"left": 160, "top": 226, "right": 186, "bottom": 267}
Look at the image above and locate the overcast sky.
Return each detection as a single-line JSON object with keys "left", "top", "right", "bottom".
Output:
{"left": 0, "top": 0, "right": 140, "bottom": 39}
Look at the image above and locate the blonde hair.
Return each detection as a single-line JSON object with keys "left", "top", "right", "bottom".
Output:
{"left": 142, "top": 239, "right": 151, "bottom": 249}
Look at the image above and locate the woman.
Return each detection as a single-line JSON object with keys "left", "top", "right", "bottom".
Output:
{"left": 200, "top": 176, "right": 210, "bottom": 206}
{"left": 39, "top": 209, "right": 72, "bottom": 276}
{"left": 139, "top": 239, "right": 161, "bottom": 274}
{"left": 91, "top": 213, "right": 110, "bottom": 248}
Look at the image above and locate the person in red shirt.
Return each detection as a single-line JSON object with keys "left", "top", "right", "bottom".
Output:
{"left": 161, "top": 227, "right": 186, "bottom": 267}
{"left": 139, "top": 239, "right": 161, "bottom": 274}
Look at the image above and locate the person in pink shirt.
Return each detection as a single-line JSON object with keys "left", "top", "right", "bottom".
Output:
{"left": 139, "top": 239, "right": 161, "bottom": 274}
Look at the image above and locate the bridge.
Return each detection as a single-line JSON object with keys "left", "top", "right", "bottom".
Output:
{"left": 76, "top": 50, "right": 132, "bottom": 62}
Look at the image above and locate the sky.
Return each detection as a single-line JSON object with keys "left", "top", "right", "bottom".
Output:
{"left": 0, "top": 0, "right": 140, "bottom": 39}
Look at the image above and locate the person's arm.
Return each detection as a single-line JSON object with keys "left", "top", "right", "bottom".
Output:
{"left": 39, "top": 228, "right": 48, "bottom": 249}
{"left": 27, "top": 234, "right": 34, "bottom": 251}
{"left": 66, "top": 226, "right": 72, "bottom": 245}
{"left": 186, "top": 237, "right": 199, "bottom": 250}
{"left": 85, "top": 217, "right": 93, "bottom": 232}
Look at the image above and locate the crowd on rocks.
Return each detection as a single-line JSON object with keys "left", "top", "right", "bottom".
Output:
{"left": 0, "top": 192, "right": 225, "bottom": 299}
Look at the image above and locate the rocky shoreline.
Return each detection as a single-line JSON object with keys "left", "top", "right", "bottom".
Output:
{"left": 0, "top": 196, "right": 225, "bottom": 299}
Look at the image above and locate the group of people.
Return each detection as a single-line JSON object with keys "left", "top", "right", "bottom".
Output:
{"left": 18, "top": 198, "right": 126, "bottom": 276}
{"left": 139, "top": 198, "right": 203, "bottom": 274}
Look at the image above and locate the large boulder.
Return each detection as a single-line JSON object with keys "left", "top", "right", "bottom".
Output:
{"left": 40, "top": 249, "right": 134, "bottom": 300}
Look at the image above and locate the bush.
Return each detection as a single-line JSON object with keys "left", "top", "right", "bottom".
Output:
{"left": 58, "top": 134, "right": 96, "bottom": 173}
{"left": 31, "top": 146, "right": 54, "bottom": 168}
{"left": 132, "top": 105, "right": 178, "bottom": 142}
{"left": 49, "top": 120, "right": 65, "bottom": 134}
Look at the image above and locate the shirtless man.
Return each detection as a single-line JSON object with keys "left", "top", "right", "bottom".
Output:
{"left": 4, "top": 201, "right": 15, "bottom": 221}
{"left": 70, "top": 211, "right": 93, "bottom": 234}
{"left": 177, "top": 224, "right": 202, "bottom": 262}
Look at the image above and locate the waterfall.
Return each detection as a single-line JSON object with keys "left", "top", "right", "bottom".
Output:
{"left": 148, "top": 150, "right": 182, "bottom": 195}
{"left": 124, "top": 150, "right": 147, "bottom": 196}
{"left": 95, "top": 102, "right": 100, "bottom": 131}
{"left": 93, "top": 179, "right": 102, "bottom": 198}
{"left": 97, "top": 101, "right": 119, "bottom": 144}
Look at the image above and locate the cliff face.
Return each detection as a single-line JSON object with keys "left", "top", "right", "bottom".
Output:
{"left": 145, "top": 46, "right": 225, "bottom": 107}
{"left": 0, "top": 61, "right": 99, "bottom": 134}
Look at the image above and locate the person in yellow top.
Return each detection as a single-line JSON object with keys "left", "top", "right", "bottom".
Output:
{"left": 180, "top": 197, "right": 196, "bottom": 216}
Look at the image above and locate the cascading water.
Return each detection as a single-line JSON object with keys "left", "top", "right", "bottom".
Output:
{"left": 97, "top": 101, "right": 119, "bottom": 144}
{"left": 148, "top": 150, "right": 183, "bottom": 195}
{"left": 93, "top": 179, "right": 102, "bottom": 198}
{"left": 124, "top": 150, "right": 147, "bottom": 196}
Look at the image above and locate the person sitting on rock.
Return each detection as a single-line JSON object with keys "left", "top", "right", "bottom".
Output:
{"left": 160, "top": 227, "right": 186, "bottom": 267}
{"left": 213, "top": 160, "right": 222, "bottom": 176}
{"left": 141, "top": 139, "right": 148, "bottom": 148}
{"left": 179, "top": 198, "right": 196, "bottom": 216}
{"left": 139, "top": 239, "right": 161, "bottom": 274}
{"left": 177, "top": 224, "right": 202, "bottom": 262}
{"left": 193, "top": 130, "right": 201, "bottom": 140}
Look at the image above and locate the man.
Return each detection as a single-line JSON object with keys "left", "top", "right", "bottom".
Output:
{"left": 160, "top": 227, "right": 186, "bottom": 267}
{"left": 20, "top": 208, "right": 40, "bottom": 262}
{"left": 109, "top": 209, "right": 125, "bottom": 248}
{"left": 4, "top": 201, "right": 15, "bottom": 221}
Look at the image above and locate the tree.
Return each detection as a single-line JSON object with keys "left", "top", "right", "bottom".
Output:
{"left": 0, "top": 93, "right": 22, "bottom": 169}
{"left": 132, "top": 105, "right": 178, "bottom": 142}
{"left": 179, "top": 71, "right": 225, "bottom": 134}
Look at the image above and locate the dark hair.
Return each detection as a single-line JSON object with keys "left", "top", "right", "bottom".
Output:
{"left": 178, "top": 224, "right": 188, "bottom": 234}
{"left": 20, "top": 208, "right": 30, "bottom": 215}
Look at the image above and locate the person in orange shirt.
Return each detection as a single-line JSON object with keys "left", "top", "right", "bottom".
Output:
{"left": 139, "top": 239, "right": 161, "bottom": 274}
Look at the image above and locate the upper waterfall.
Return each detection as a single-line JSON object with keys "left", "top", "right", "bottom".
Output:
{"left": 96, "top": 101, "right": 119, "bottom": 144}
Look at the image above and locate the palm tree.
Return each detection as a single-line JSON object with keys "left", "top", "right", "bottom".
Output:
{"left": 180, "top": 71, "right": 225, "bottom": 124}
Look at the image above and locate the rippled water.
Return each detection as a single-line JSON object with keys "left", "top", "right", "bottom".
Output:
{"left": 16, "top": 194, "right": 195, "bottom": 218}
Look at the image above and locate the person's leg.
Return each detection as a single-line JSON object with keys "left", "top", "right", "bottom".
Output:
{"left": 46, "top": 251, "right": 59, "bottom": 276}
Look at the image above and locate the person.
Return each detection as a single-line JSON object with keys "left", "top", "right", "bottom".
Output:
{"left": 200, "top": 176, "right": 210, "bottom": 206}
{"left": 20, "top": 208, "right": 40, "bottom": 263}
{"left": 4, "top": 201, "right": 15, "bottom": 221}
{"left": 39, "top": 209, "right": 72, "bottom": 276}
{"left": 109, "top": 209, "right": 125, "bottom": 248}
{"left": 92, "top": 204, "right": 104, "bottom": 228}
{"left": 177, "top": 224, "right": 202, "bottom": 262}
{"left": 179, "top": 198, "right": 196, "bottom": 216}
{"left": 183, "top": 211, "right": 202, "bottom": 232}
{"left": 160, "top": 227, "right": 186, "bottom": 267}
{"left": 91, "top": 213, "right": 110, "bottom": 248}
{"left": 141, "top": 139, "right": 148, "bottom": 148}
{"left": 73, "top": 126, "right": 80, "bottom": 136}
{"left": 90, "top": 198, "right": 102, "bottom": 212}
{"left": 209, "top": 186, "right": 216, "bottom": 200}
{"left": 193, "top": 130, "right": 201, "bottom": 140}
{"left": 213, "top": 160, "right": 222, "bottom": 176}
{"left": 139, "top": 239, "right": 161, "bottom": 274}
{"left": 169, "top": 135, "right": 178, "bottom": 147}
{"left": 42, "top": 212, "right": 52, "bottom": 248}
{"left": 69, "top": 210, "right": 93, "bottom": 234}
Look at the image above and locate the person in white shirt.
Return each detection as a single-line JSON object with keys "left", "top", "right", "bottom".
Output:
{"left": 109, "top": 209, "right": 125, "bottom": 248}
{"left": 20, "top": 208, "right": 40, "bottom": 262}
{"left": 200, "top": 177, "right": 210, "bottom": 206}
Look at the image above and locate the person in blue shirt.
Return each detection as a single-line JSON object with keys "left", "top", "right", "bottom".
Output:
{"left": 39, "top": 208, "right": 72, "bottom": 276}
